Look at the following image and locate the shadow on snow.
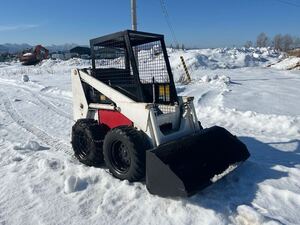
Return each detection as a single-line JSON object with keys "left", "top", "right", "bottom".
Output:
{"left": 184, "top": 137, "right": 300, "bottom": 219}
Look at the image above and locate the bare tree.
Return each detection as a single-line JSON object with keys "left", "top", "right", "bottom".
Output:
{"left": 294, "top": 37, "right": 300, "bottom": 48}
{"left": 256, "top": 32, "right": 269, "bottom": 47}
{"left": 244, "top": 41, "right": 253, "bottom": 48}
{"left": 273, "top": 34, "right": 283, "bottom": 50}
{"left": 282, "top": 34, "right": 293, "bottom": 51}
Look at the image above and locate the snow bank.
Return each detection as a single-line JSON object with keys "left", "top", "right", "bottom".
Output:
{"left": 271, "top": 57, "right": 300, "bottom": 70}
{"left": 230, "top": 205, "right": 278, "bottom": 225}
{"left": 169, "top": 47, "right": 282, "bottom": 81}
{"left": 0, "top": 47, "right": 282, "bottom": 82}
{"left": 200, "top": 74, "right": 231, "bottom": 85}
{"left": 0, "top": 58, "right": 91, "bottom": 77}
{"left": 197, "top": 105, "right": 300, "bottom": 138}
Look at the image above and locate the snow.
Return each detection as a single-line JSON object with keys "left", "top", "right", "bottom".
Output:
{"left": 0, "top": 48, "right": 300, "bottom": 225}
{"left": 23, "top": 52, "right": 33, "bottom": 57}
{"left": 64, "top": 175, "right": 89, "bottom": 194}
{"left": 271, "top": 57, "right": 300, "bottom": 70}
{"left": 168, "top": 47, "right": 282, "bottom": 79}
{"left": 13, "top": 140, "right": 45, "bottom": 151}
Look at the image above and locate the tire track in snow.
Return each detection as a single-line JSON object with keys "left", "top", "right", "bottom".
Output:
{"left": 34, "top": 94, "right": 73, "bottom": 120}
{"left": 0, "top": 78, "right": 73, "bottom": 120}
{"left": 2, "top": 94, "right": 74, "bottom": 159}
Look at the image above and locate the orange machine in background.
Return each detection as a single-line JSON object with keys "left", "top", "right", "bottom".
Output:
{"left": 20, "top": 45, "right": 49, "bottom": 65}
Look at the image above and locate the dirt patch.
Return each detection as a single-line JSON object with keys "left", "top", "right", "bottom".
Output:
{"left": 288, "top": 49, "right": 300, "bottom": 57}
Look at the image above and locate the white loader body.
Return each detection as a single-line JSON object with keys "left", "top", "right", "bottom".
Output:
{"left": 72, "top": 69, "right": 201, "bottom": 147}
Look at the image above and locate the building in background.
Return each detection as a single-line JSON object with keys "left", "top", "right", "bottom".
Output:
{"left": 70, "top": 46, "right": 90, "bottom": 59}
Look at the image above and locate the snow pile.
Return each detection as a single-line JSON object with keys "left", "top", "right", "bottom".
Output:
{"left": 13, "top": 140, "right": 46, "bottom": 151}
{"left": 231, "top": 205, "right": 272, "bottom": 225}
{"left": 168, "top": 47, "right": 282, "bottom": 81}
{"left": 200, "top": 74, "right": 231, "bottom": 85}
{"left": 0, "top": 47, "right": 283, "bottom": 81}
{"left": 271, "top": 57, "right": 300, "bottom": 70}
{"left": 0, "top": 58, "right": 91, "bottom": 77}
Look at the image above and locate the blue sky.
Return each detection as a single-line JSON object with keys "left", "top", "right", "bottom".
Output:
{"left": 0, "top": 0, "right": 299, "bottom": 47}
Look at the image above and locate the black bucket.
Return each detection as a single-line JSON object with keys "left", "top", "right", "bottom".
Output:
{"left": 146, "top": 126, "right": 250, "bottom": 197}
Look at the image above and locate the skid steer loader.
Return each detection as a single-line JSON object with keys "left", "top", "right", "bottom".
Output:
{"left": 71, "top": 30, "right": 250, "bottom": 197}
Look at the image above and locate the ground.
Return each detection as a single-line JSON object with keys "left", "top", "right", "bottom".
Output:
{"left": 0, "top": 48, "right": 299, "bottom": 225}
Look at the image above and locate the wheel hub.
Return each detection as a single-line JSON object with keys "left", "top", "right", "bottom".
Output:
{"left": 111, "top": 141, "right": 131, "bottom": 174}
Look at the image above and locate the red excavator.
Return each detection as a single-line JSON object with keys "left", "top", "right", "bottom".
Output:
{"left": 20, "top": 45, "right": 49, "bottom": 65}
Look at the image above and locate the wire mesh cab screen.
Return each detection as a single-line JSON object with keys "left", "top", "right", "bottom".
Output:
{"left": 128, "top": 32, "right": 173, "bottom": 104}
{"left": 90, "top": 30, "right": 177, "bottom": 103}
{"left": 133, "top": 40, "right": 169, "bottom": 84}
{"left": 91, "top": 36, "right": 136, "bottom": 92}
{"left": 93, "top": 39, "right": 128, "bottom": 70}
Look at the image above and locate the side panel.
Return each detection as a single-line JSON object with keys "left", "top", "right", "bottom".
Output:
{"left": 72, "top": 69, "right": 89, "bottom": 120}
{"left": 78, "top": 70, "right": 150, "bottom": 131}
{"left": 98, "top": 110, "right": 133, "bottom": 129}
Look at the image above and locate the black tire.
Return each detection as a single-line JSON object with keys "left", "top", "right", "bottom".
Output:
{"left": 72, "top": 119, "right": 109, "bottom": 166}
{"left": 103, "top": 126, "right": 150, "bottom": 182}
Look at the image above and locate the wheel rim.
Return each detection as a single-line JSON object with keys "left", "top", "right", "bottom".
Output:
{"left": 110, "top": 140, "right": 131, "bottom": 174}
{"left": 76, "top": 130, "right": 89, "bottom": 159}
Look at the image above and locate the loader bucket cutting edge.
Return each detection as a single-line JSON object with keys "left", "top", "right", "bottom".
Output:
{"left": 146, "top": 126, "right": 250, "bottom": 197}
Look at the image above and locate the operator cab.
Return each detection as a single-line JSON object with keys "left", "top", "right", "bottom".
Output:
{"left": 86, "top": 30, "right": 178, "bottom": 105}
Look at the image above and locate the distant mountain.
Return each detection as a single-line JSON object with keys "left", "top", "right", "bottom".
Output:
{"left": 0, "top": 43, "right": 81, "bottom": 54}
{"left": 0, "top": 43, "right": 32, "bottom": 53}
{"left": 0, "top": 45, "right": 8, "bottom": 53}
{"left": 46, "top": 43, "right": 79, "bottom": 53}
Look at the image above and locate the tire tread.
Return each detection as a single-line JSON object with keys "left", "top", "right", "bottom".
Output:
{"left": 103, "top": 126, "right": 150, "bottom": 181}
